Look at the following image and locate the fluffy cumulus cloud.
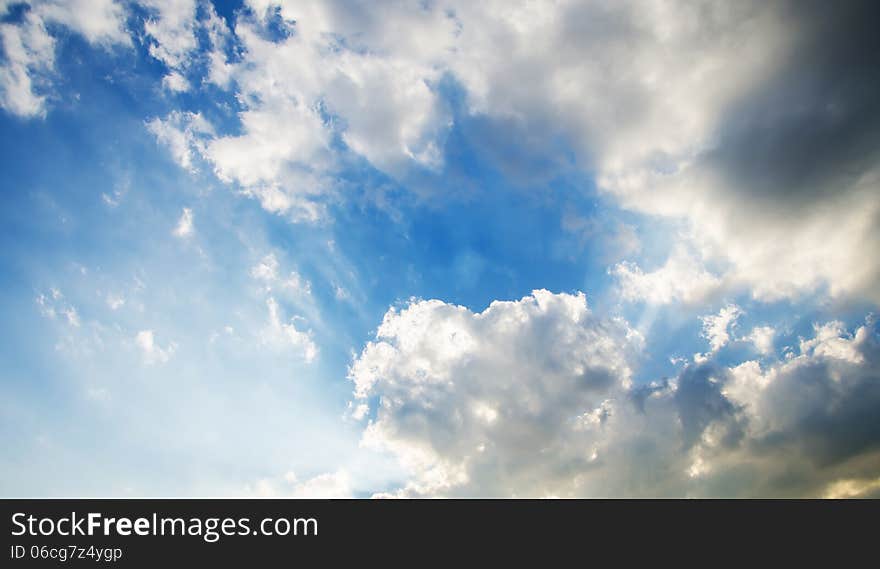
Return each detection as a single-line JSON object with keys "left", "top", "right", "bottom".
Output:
{"left": 349, "top": 290, "right": 643, "bottom": 497}
{"left": 351, "top": 292, "right": 880, "bottom": 497}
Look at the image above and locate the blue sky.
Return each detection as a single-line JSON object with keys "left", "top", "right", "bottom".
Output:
{"left": 1, "top": 0, "right": 879, "bottom": 498}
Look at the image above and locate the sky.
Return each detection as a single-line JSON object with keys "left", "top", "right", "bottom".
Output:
{"left": 0, "top": 0, "right": 879, "bottom": 498}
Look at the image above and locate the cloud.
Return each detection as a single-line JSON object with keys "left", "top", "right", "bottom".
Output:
{"left": 288, "top": 470, "right": 352, "bottom": 498}
{"left": 161, "top": 70, "right": 189, "bottom": 93}
{"left": 0, "top": 0, "right": 129, "bottom": 117}
{"left": 248, "top": 253, "right": 318, "bottom": 361}
{"left": 146, "top": 111, "right": 214, "bottom": 173}
{"left": 105, "top": 293, "right": 125, "bottom": 311}
{"left": 142, "top": 0, "right": 456, "bottom": 219}
{"left": 349, "top": 290, "right": 642, "bottom": 497}
{"left": 134, "top": 329, "right": 175, "bottom": 365}
{"left": 35, "top": 288, "right": 79, "bottom": 327}
{"left": 0, "top": 6, "right": 54, "bottom": 117}
{"left": 587, "top": 2, "right": 880, "bottom": 303}
{"left": 140, "top": 0, "right": 198, "bottom": 91}
{"left": 746, "top": 326, "right": 775, "bottom": 356}
{"left": 172, "top": 207, "right": 194, "bottom": 238}
{"left": 822, "top": 477, "right": 880, "bottom": 499}
{"left": 714, "top": 318, "right": 880, "bottom": 496}
{"left": 700, "top": 304, "right": 741, "bottom": 353}
{"left": 612, "top": 245, "right": 723, "bottom": 305}
{"left": 250, "top": 253, "right": 281, "bottom": 283}
{"left": 250, "top": 253, "right": 312, "bottom": 297}
{"left": 351, "top": 292, "right": 880, "bottom": 497}
{"left": 201, "top": 3, "right": 233, "bottom": 88}
{"left": 261, "top": 297, "right": 317, "bottom": 363}
{"left": 250, "top": 469, "right": 353, "bottom": 498}
{"left": 34, "top": 0, "right": 129, "bottom": 45}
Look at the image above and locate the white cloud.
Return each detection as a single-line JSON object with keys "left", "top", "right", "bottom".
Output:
{"left": 746, "top": 326, "right": 775, "bottom": 356}
{"left": 289, "top": 470, "right": 351, "bottom": 498}
{"left": 101, "top": 189, "right": 125, "bottom": 208}
{"left": 161, "top": 70, "right": 190, "bottom": 93}
{"left": 35, "top": 0, "right": 129, "bottom": 45}
{"left": 139, "top": 0, "right": 457, "bottom": 219}
{"left": 35, "top": 288, "right": 79, "bottom": 327}
{"left": 248, "top": 254, "right": 319, "bottom": 360}
{"left": 700, "top": 304, "right": 741, "bottom": 353}
{"left": 141, "top": 0, "right": 198, "bottom": 90}
{"left": 349, "top": 402, "right": 368, "bottom": 421}
{"left": 352, "top": 296, "right": 880, "bottom": 497}
{"left": 612, "top": 245, "right": 723, "bottom": 305}
{"left": 63, "top": 306, "right": 80, "bottom": 327}
{"left": 135, "top": 329, "right": 176, "bottom": 365}
{"left": 203, "top": 100, "right": 332, "bottom": 220}
{"left": 281, "top": 273, "right": 311, "bottom": 296}
{"left": 202, "top": 3, "right": 233, "bottom": 88}
{"left": 250, "top": 253, "right": 312, "bottom": 297}
{"left": 604, "top": 157, "right": 880, "bottom": 304}
{"left": 250, "top": 469, "right": 352, "bottom": 498}
{"left": 172, "top": 207, "right": 194, "bottom": 238}
{"left": 350, "top": 290, "right": 642, "bottom": 497}
{"left": 0, "top": 0, "right": 128, "bottom": 117}
{"left": 250, "top": 253, "right": 280, "bottom": 283}
{"left": 146, "top": 111, "right": 214, "bottom": 173}
{"left": 105, "top": 293, "right": 125, "bottom": 311}
{"left": 261, "top": 297, "right": 317, "bottom": 363}
{"left": 798, "top": 321, "right": 865, "bottom": 365}
{"left": 0, "top": 8, "right": 54, "bottom": 117}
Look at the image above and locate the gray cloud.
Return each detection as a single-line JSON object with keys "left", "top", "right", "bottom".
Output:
{"left": 709, "top": 1, "right": 880, "bottom": 206}
{"left": 602, "top": 0, "right": 880, "bottom": 302}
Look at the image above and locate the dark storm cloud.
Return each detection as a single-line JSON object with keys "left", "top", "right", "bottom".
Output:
{"left": 707, "top": 0, "right": 880, "bottom": 207}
